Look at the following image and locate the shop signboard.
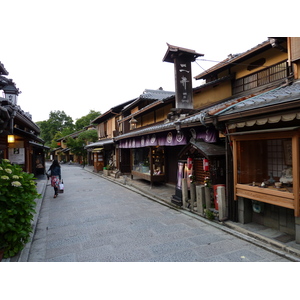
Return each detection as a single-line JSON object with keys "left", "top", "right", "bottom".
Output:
{"left": 8, "top": 147, "right": 25, "bottom": 164}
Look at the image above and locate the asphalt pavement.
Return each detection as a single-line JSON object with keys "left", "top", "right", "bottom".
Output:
{"left": 11, "top": 163, "right": 300, "bottom": 262}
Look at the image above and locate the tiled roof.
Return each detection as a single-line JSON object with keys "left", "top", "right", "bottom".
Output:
{"left": 123, "top": 89, "right": 175, "bottom": 112}
{"left": 115, "top": 80, "right": 300, "bottom": 141}
{"left": 85, "top": 138, "right": 114, "bottom": 149}
{"left": 115, "top": 120, "right": 177, "bottom": 140}
{"left": 163, "top": 43, "right": 204, "bottom": 63}
{"left": 0, "top": 62, "right": 9, "bottom": 76}
{"left": 141, "top": 89, "right": 174, "bottom": 100}
{"left": 194, "top": 40, "right": 270, "bottom": 80}
{"left": 213, "top": 80, "right": 300, "bottom": 117}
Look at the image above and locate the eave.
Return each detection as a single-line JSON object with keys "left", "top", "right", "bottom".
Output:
{"left": 14, "top": 127, "right": 44, "bottom": 144}
{"left": 216, "top": 100, "right": 300, "bottom": 124}
{"left": 163, "top": 43, "right": 204, "bottom": 63}
{"left": 118, "top": 95, "right": 175, "bottom": 124}
{"left": 194, "top": 40, "right": 272, "bottom": 80}
{"left": 92, "top": 99, "right": 136, "bottom": 124}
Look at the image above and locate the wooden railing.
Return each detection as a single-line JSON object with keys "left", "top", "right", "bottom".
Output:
{"left": 233, "top": 61, "right": 288, "bottom": 94}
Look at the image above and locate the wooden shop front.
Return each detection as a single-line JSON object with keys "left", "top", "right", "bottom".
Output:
{"left": 230, "top": 127, "right": 300, "bottom": 217}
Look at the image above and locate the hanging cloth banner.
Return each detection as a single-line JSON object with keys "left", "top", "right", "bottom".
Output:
{"left": 117, "top": 127, "right": 217, "bottom": 149}
{"left": 196, "top": 126, "right": 218, "bottom": 143}
{"left": 119, "top": 130, "right": 187, "bottom": 148}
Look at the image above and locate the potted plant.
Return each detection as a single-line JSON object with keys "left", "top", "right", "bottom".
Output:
{"left": 103, "top": 165, "right": 111, "bottom": 176}
{"left": 189, "top": 174, "right": 196, "bottom": 184}
{"left": 0, "top": 159, "right": 41, "bottom": 260}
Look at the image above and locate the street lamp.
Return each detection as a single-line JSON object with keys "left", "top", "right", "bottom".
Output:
{"left": 2, "top": 80, "right": 20, "bottom": 105}
{"left": 129, "top": 117, "right": 138, "bottom": 130}
{"left": 7, "top": 135, "right": 15, "bottom": 143}
{"left": 174, "top": 121, "right": 181, "bottom": 133}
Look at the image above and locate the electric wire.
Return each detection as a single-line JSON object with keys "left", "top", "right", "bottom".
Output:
{"left": 195, "top": 58, "right": 288, "bottom": 70}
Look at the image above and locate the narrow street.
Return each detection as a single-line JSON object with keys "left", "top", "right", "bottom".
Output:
{"left": 27, "top": 164, "right": 293, "bottom": 262}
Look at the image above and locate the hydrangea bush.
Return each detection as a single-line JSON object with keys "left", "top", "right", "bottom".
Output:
{"left": 0, "top": 159, "right": 40, "bottom": 259}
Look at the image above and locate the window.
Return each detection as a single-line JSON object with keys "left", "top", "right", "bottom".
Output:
{"left": 232, "top": 130, "right": 300, "bottom": 212}
{"left": 237, "top": 138, "right": 291, "bottom": 187}
{"left": 131, "top": 146, "right": 165, "bottom": 175}
{"left": 132, "top": 148, "right": 150, "bottom": 174}
{"left": 267, "top": 139, "right": 285, "bottom": 178}
{"left": 233, "top": 61, "right": 288, "bottom": 94}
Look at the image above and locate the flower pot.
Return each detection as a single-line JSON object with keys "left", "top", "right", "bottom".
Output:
{"left": 103, "top": 169, "right": 110, "bottom": 176}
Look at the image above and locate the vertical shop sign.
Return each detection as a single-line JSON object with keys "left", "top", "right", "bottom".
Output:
{"left": 174, "top": 57, "right": 193, "bottom": 108}
{"left": 176, "top": 162, "right": 184, "bottom": 190}
{"left": 163, "top": 44, "right": 203, "bottom": 110}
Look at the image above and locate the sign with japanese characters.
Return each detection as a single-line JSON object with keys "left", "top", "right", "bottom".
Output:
{"left": 8, "top": 148, "right": 25, "bottom": 164}
{"left": 174, "top": 56, "right": 193, "bottom": 109}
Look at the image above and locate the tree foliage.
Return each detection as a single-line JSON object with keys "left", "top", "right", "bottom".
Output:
{"left": 66, "top": 129, "right": 98, "bottom": 162}
{"left": 37, "top": 110, "right": 101, "bottom": 147}
{"left": 36, "top": 110, "right": 75, "bottom": 146}
{"left": 75, "top": 110, "right": 101, "bottom": 131}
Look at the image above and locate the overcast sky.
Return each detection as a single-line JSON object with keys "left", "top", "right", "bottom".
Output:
{"left": 1, "top": 0, "right": 294, "bottom": 123}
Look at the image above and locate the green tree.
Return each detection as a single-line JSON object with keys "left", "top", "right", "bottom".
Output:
{"left": 75, "top": 110, "right": 101, "bottom": 131}
{"left": 36, "top": 110, "right": 74, "bottom": 146}
{"left": 50, "top": 132, "right": 64, "bottom": 149}
{"left": 66, "top": 129, "right": 98, "bottom": 164}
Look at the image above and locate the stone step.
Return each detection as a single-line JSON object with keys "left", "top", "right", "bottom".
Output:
{"left": 108, "top": 169, "right": 121, "bottom": 179}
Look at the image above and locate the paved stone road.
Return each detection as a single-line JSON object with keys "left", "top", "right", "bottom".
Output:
{"left": 27, "top": 164, "right": 292, "bottom": 262}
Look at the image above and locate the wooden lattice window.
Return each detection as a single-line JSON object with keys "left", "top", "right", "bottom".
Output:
{"left": 291, "top": 37, "right": 300, "bottom": 62}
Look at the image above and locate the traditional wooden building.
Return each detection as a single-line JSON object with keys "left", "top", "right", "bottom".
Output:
{"left": 114, "top": 88, "right": 181, "bottom": 185}
{"left": 52, "top": 125, "right": 96, "bottom": 164}
{"left": 85, "top": 100, "right": 134, "bottom": 172}
{"left": 0, "top": 61, "right": 47, "bottom": 175}
{"left": 115, "top": 46, "right": 227, "bottom": 202}
{"left": 192, "top": 37, "right": 300, "bottom": 242}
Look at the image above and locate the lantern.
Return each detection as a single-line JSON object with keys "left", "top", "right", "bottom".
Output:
{"left": 203, "top": 158, "right": 209, "bottom": 171}
{"left": 7, "top": 135, "right": 15, "bottom": 143}
{"left": 187, "top": 157, "right": 193, "bottom": 170}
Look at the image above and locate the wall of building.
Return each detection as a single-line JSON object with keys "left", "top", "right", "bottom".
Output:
{"left": 134, "top": 103, "right": 173, "bottom": 129}
{"left": 232, "top": 48, "right": 288, "bottom": 79}
{"left": 239, "top": 197, "right": 295, "bottom": 236}
{"left": 107, "top": 118, "right": 114, "bottom": 138}
{"left": 193, "top": 81, "right": 232, "bottom": 109}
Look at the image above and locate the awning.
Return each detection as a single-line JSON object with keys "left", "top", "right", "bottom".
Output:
{"left": 14, "top": 127, "right": 44, "bottom": 144}
{"left": 118, "top": 127, "right": 218, "bottom": 148}
{"left": 85, "top": 139, "right": 114, "bottom": 149}
{"left": 226, "top": 126, "right": 300, "bottom": 136}
{"left": 227, "top": 112, "right": 300, "bottom": 130}
{"left": 190, "top": 140, "right": 225, "bottom": 157}
{"left": 118, "top": 130, "right": 187, "bottom": 148}
{"left": 29, "top": 141, "right": 50, "bottom": 150}
{"left": 92, "top": 147, "right": 103, "bottom": 152}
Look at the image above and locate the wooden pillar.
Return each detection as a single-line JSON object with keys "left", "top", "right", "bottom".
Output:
{"left": 292, "top": 134, "right": 300, "bottom": 217}
{"left": 232, "top": 139, "right": 238, "bottom": 201}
